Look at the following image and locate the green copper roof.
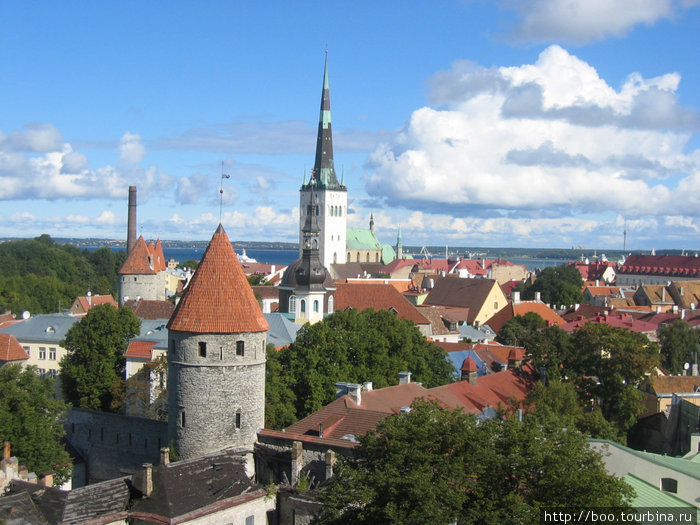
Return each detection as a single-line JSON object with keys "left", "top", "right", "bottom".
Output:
{"left": 623, "top": 474, "right": 696, "bottom": 509}
{"left": 346, "top": 228, "right": 382, "bottom": 250}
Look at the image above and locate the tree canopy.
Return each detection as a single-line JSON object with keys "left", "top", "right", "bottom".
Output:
{"left": 60, "top": 304, "right": 141, "bottom": 411}
{"left": 0, "top": 365, "right": 71, "bottom": 484}
{"left": 658, "top": 320, "right": 699, "bottom": 375}
{"left": 517, "top": 264, "right": 584, "bottom": 307}
{"left": 265, "top": 308, "right": 454, "bottom": 429}
{"left": 314, "top": 400, "right": 633, "bottom": 525}
{"left": 0, "top": 235, "right": 125, "bottom": 314}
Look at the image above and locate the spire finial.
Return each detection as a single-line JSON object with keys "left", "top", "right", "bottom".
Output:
{"left": 219, "top": 161, "right": 231, "bottom": 224}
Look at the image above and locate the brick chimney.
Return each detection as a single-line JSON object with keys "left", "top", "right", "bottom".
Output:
{"left": 399, "top": 371, "right": 411, "bottom": 384}
{"left": 141, "top": 463, "right": 153, "bottom": 497}
{"left": 39, "top": 472, "right": 53, "bottom": 487}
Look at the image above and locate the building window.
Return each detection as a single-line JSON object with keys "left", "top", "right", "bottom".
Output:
{"left": 314, "top": 300, "right": 319, "bottom": 313}
{"left": 23, "top": 346, "right": 30, "bottom": 357}
{"left": 236, "top": 410, "right": 242, "bottom": 429}
{"left": 289, "top": 295, "right": 296, "bottom": 313}
{"left": 236, "top": 341, "right": 245, "bottom": 356}
{"left": 661, "top": 478, "right": 678, "bottom": 493}
{"left": 246, "top": 516, "right": 254, "bottom": 525}
{"left": 333, "top": 252, "right": 337, "bottom": 264}
{"left": 339, "top": 206, "right": 342, "bottom": 217}
{"left": 38, "top": 368, "right": 45, "bottom": 376}
{"left": 181, "top": 411, "right": 186, "bottom": 428}
{"left": 220, "top": 347, "right": 224, "bottom": 360}
{"left": 39, "top": 347, "right": 46, "bottom": 360}
{"left": 198, "top": 341, "right": 207, "bottom": 357}
{"left": 366, "top": 253, "right": 370, "bottom": 262}
{"left": 356, "top": 252, "right": 360, "bottom": 263}
{"left": 300, "top": 300, "right": 306, "bottom": 316}
{"left": 49, "top": 347, "right": 56, "bottom": 360}
{"left": 347, "top": 252, "right": 351, "bottom": 261}
{"left": 328, "top": 295, "right": 334, "bottom": 314}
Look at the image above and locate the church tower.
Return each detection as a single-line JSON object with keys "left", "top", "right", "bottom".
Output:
{"left": 299, "top": 53, "right": 347, "bottom": 267}
{"left": 167, "top": 224, "right": 268, "bottom": 460}
{"left": 280, "top": 185, "right": 333, "bottom": 325}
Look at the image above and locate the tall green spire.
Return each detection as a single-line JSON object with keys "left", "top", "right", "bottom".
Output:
{"left": 307, "top": 52, "right": 342, "bottom": 190}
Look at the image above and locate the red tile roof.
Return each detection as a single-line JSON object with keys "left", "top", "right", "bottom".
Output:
{"left": 461, "top": 356, "right": 478, "bottom": 372}
{"left": 123, "top": 299, "right": 175, "bottom": 320}
{"left": 334, "top": 282, "right": 430, "bottom": 325}
{"left": 124, "top": 340, "right": 157, "bottom": 360}
{"left": 70, "top": 294, "right": 117, "bottom": 314}
{"left": 0, "top": 333, "right": 29, "bottom": 362}
{"left": 486, "top": 301, "right": 565, "bottom": 334}
{"left": 559, "top": 313, "right": 658, "bottom": 334}
{"left": 119, "top": 236, "right": 165, "bottom": 275}
{"left": 618, "top": 254, "right": 700, "bottom": 277}
{"left": 168, "top": 225, "right": 268, "bottom": 334}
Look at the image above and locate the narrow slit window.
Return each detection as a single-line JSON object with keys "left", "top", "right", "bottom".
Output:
{"left": 198, "top": 341, "right": 207, "bottom": 357}
{"left": 236, "top": 340, "right": 245, "bottom": 356}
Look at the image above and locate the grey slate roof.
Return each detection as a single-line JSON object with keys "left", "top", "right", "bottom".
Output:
{"left": 265, "top": 312, "right": 302, "bottom": 347}
{"left": 0, "top": 492, "right": 47, "bottom": 525}
{"left": 0, "top": 313, "right": 80, "bottom": 344}
{"left": 131, "top": 318, "right": 169, "bottom": 350}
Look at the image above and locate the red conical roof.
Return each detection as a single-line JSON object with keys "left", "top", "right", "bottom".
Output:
{"left": 461, "top": 356, "right": 478, "bottom": 372}
{"left": 119, "top": 236, "right": 157, "bottom": 275}
{"left": 167, "top": 225, "right": 268, "bottom": 334}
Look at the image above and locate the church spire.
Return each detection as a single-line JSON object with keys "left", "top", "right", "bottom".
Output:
{"left": 309, "top": 52, "right": 340, "bottom": 189}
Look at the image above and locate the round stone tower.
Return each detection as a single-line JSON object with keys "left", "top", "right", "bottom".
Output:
{"left": 166, "top": 224, "right": 269, "bottom": 460}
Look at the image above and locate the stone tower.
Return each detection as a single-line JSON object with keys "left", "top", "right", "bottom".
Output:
{"left": 167, "top": 224, "right": 269, "bottom": 460}
{"left": 299, "top": 52, "right": 347, "bottom": 267}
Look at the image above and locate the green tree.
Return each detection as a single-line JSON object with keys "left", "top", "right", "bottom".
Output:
{"left": 495, "top": 312, "right": 546, "bottom": 346}
{"left": 60, "top": 304, "right": 141, "bottom": 411}
{"left": 658, "top": 320, "right": 700, "bottom": 375}
{"left": 569, "top": 323, "right": 659, "bottom": 436}
{"left": 266, "top": 308, "right": 454, "bottom": 427}
{"left": 518, "top": 264, "right": 584, "bottom": 307}
{"left": 525, "top": 380, "right": 620, "bottom": 441}
{"left": 0, "top": 365, "right": 71, "bottom": 484}
{"left": 265, "top": 345, "right": 298, "bottom": 429}
{"left": 315, "top": 400, "right": 633, "bottom": 525}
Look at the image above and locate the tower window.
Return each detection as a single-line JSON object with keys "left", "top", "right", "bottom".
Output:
{"left": 220, "top": 347, "right": 224, "bottom": 360}
{"left": 235, "top": 410, "right": 242, "bottom": 429}
{"left": 289, "top": 296, "right": 296, "bottom": 313}
{"left": 181, "top": 411, "right": 186, "bottom": 428}
{"left": 236, "top": 340, "right": 245, "bottom": 356}
{"left": 198, "top": 341, "right": 207, "bottom": 357}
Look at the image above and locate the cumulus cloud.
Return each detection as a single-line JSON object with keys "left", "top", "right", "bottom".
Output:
{"left": 366, "top": 45, "right": 699, "bottom": 237}
{"left": 502, "top": 0, "right": 686, "bottom": 43}
{"left": 0, "top": 127, "right": 169, "bottom": 201}
{"left": 0, "top": 123, "right": 63, "bottom": 153}
{"left": 119, "top": 132, "right": 146, "bottom": 165}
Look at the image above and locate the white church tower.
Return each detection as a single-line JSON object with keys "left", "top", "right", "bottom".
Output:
{"left": 299, "top": 53, "right": 347, "bottom": 267}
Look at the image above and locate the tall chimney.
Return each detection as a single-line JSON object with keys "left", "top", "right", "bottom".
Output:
{"left": 127, "top": 186, "right": 137, "bottom": 254}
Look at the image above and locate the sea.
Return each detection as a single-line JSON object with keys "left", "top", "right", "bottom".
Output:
{"left": 162, "top": 247, "right": 567, "bottom": 272}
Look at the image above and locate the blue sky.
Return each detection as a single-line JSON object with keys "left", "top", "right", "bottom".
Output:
{"left": 1, "top": 1, "right": 698, "bottom": 251}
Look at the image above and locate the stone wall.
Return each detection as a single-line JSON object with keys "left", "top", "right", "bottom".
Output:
{"left": 119, "top": 272, "right": 167, "bottom": 304}
{"left": 168, "top": 330, "right": 266, "bottom": 460}
{"left": 65, "top": 408, "right": 167, "bottom": 483}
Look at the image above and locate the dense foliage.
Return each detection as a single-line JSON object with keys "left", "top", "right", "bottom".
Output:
{"left": 265, "top": 308, "right": 454, "bottom": 429}
{"left": 314, "top": 400, "right": 633, "bottom": 525}
{"left": 658, "top": 320, "right": 700, "bottom": 374}
{"left": 517, "top": 263, "right": 584, "bottom": 307}
{"left": 0, "top": 234, "right": 125, "bottom": 314}
{"left": 0, "top": 365, "right": 72, "bottom": 484}
{"left": 60, "top": 304, "right": 141, "bottom": 411}
{"left": 498, "top": 315, "right": 659, "bottom": 441}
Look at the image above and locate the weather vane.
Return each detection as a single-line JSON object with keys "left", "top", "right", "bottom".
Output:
{"left": 219, "top": 161, "right": 230, "bottom": 224}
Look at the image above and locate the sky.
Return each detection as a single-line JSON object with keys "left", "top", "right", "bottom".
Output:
{"left": 1, "top": 1, "right": 699, "bottom": 251}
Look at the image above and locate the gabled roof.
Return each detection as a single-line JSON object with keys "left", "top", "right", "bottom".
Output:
{"left": 643, "top": 375, "right": 700, "bottom": 396}
{"left": 264, "top": 312, "right": 302, "bottom": 349}
{"left": 123, "top": 340, "right": 157, "bottom": 360}
{"left": 130, "top": 451, "right": 264, "bottom": 518}
{"left": 69, "top": 294, "right": 117, "bottom": 315}
{"left": 0, "top": 313, "right": 80, "bottom": 344}
{"left": 0, "top": 333, "right": 29, "bottom": 362}
{"left": 168, "top": 225, "right": 268, "bottom": 334}
{"left": 667, "top": 280, "right": 700, "bottom": 309}
{"left": 416, "top": 305, "right": 459, "bottom": 336}
{"left": 423, "top": 277, "right": 500, "bottom": 322}
{"left": 486, "top": 300, "right": 565, "bottom": 334}
{"left": 560, "top": 304, "right": 608, "bottom": 322}
{"left": 334, "top": 282, "right": 430, "bottom": 325}
{"left": 569, "top": 260, "right": 618, "bottom": 281}
{"left": 123, "top": 299, "right": 175, "bottom": 320}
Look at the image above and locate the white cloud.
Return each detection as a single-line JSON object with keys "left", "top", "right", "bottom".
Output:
{"left": 502, "top": 0, "right": 681, "bottom": 43}
{"left": 366, "top": 46, "right": 699, "bottom": 234}
{"left": 119, "top": 132, "right": 146, "bottom": 165}
{"left": 0, "top": 123, "right": 63, "bottom": 153}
